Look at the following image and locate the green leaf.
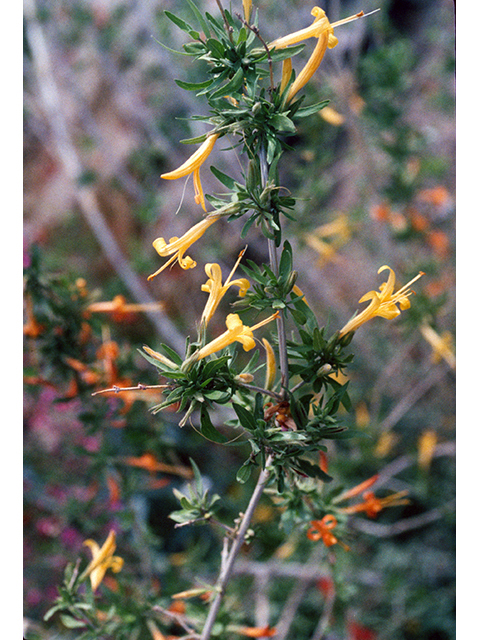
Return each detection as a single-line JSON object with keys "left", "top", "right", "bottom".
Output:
{"left": 152, "top": 342, "right": 184, "bottom": 366}
{"left": 59, "top": 614, "right": 87, "bottom": 629}
{"left": 175, "top": 78, "right": 214, "bottom": 91}
{"left": 210, "top": 165, "right": 237, "bottom": 189}
{"left": 290, "top": 307, "right": 307, "bottom": 325}
{"left": 269, "top": 43, "right": 306, "bottom": 61}
{"left": 165, "top": 10, "right": 196, "bottom": 35}
{"left": 294, "top": 458, "right": 333, "bottom": 482}
{"left": 180, "top": 133, "right": 209, "bottom": 145}
{"left": 312, "top": 328, "right": 323, "bottom": 352}
{"left": 183, "top": 41, "right": 206, "bottom": 55}
{"left": 185, "top": 0, "right": 211, "bottom": 37}
{"left": 209, "top": 66, "right": 245, "bottom": 100}
{"left": 188, "top": 457, "right": 203, "bottom": 492}
{"left": 279, "top": 241, "right": 293, "bottom": 278}
{"left": 205, "top": 12, "right": 229, "bottom": 38}
{"left": 205, "top": 37, "right": 225, "bottom": 59}
{"left": 203, "top": 389, "right": 232, "bottom": 403}
{"left": 271, "top": 113, "right": 296, "bottom": 133}
{"left": 44, "top": 603, "right": 66, "bottom": 621}
{"left": 200, "top": 406, "right": 229, "bottom": 443}
{"left": 295, "top": 99, "right": 331, "bottom": 119}
{"left": 232, "top": 402, "right": 258, "bottom": 432}
{"left": 241, "top": 213, "right": 258, "bottom": 239}
{"left": 318, "top": 427, "right": 356, "bottom": 440}
{"left": 236, "top": 460, "right": 253, "bottom": 483}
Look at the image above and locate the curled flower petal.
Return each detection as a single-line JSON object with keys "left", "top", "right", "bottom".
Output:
{"left": 161, "top": 133, "right": 220, "bottom": 211}
{"left": 193, "top": 312, "right": 279, "bottom": 362}
{"left": 339, "top": 266, "right": 423, "bottom": 336}
{"left": 200, "top": 251, "right": 250, "bottom": 326}
{"left": 148, "top": 215, "right": 220, "bottom": 281}
{"left": 81, "top": 530, "right": 124, "bottom": 591}
{"left": 269, "top": 7, "right": 365, "bottom": 103}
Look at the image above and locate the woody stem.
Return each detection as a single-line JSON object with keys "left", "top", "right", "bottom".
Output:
{"left": 199, "top": 455, "right": 273, "bottom": 640}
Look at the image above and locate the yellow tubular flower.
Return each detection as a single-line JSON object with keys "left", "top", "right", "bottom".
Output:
{"left": 418, "top": 429, "right": 437, "bottom": 472}
{"left": 339, "top": 266, "right": 424, "bottom": 337}
{"left": 148, "top": 215, "right": 220, "bottom": 281}
{"left": 262, "top": 338, "right": 277, "bottom": 390}
{"left": 279, "top": 58, "right": 293, "bottom": 95}
{"left": 161, "top": 133, "right": 220, "bottom": 211}
{"left": 82, "top": 530, "right": 124, "bottom": 591}
{"left": 268, "top": 7, "right": 365, "bottom": 103}
{"left": 243, "top": 0, "right": 252, "bottom": 22}
{"left": 420, "top": 323, "right": 456, "bottom": 369}
{"left": 270, "top": 7, "right": 364, "bottom": 49}
{"left": 193, "top": 312, "right": 279, "bottom": 361}
{"left": 142, "top": 345, "right": 178, "bottom": 369}
{"left": 287, "top": 29, "right": 330, "bottom": 102}
{"left": 200, "top": 251, "right": 250, "bottom": 326}
{"left": 320, "top": 105, "right": 345, "bottom": 126}
{"left": 269, "top": 7, "right": 329, "bottom": 49}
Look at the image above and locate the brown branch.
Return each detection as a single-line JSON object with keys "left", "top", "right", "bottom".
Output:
{"left": 200, "top": 456, "right": 274, "bottom": 640}
{"left": 24, "top": 0, "right": 186, "bottom": 353}
{"left": 91, "top": 383, "right": 169, "bottom": 396}
{"left": 379, "top": 362, "right": 452, "bottom": 433}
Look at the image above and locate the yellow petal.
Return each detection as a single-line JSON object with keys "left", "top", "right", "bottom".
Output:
{"left": 161, "top": 134, "right": 219, "bottom": 180}
{"left": 262, "top": 338, "right": 277, "bottom": 390}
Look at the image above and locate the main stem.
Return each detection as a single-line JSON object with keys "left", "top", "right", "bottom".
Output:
{"left": 259, "top": 147, "right": 290, "bottom": 398}
{"left": 200, "top": 149, "right": 292, "bottom": 639}
{"left": 200, "top": 145, "right": 292, "bottom": 639}
{"left": 200, "top": 455, "right": 273, "bottom": 640}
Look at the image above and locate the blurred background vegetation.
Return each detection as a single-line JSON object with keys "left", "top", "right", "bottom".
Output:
{"left": 23, "top": 0, "right": 455, "bottom": 638}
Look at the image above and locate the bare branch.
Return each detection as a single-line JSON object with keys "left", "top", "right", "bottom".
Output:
{"left": 24, "top": 0, "right": 185, "bottom": 353}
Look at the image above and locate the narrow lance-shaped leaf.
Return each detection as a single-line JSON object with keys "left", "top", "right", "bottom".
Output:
{"left": 200, "top": 407, "right": 229, "bottom": 443}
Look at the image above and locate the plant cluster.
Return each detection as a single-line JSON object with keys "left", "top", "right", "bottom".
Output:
{"left": 23, "top": 2, "right": 455, "bottom": 639}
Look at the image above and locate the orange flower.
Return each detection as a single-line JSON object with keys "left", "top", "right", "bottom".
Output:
{"left": 23, "top": 295, "right": 44, "bottom": 338}
{"left": 307, "top": 515, "right": 349, "bottom": 550}
{"left": 339, "top": 490, "right": 410, "bottom": 518}
{"left": 235, "top": 626, "right": 277, "bottom": 638}
{"left": 107, "top": 475, "right": 121, "bottom": 507}
{"left": 417, "top": 429, "right": 438, "bottom": 472}
{"left": 269, "top": 7, "right": 366, "bottom": 103}
{"left": 371, "top": 203, "right": 391, "bottom": 222}
{"left": 426, "top": 229, "right": 450, "bottom": 258}
{"left": 316, "top": 576, "right": 335, "bottom": 598}
{"left": 122, "top": 453, "right": 193, "bottom": 479}
{"left": 348, "top": 619, "right": 377, "bottom": 640}
{"left": 418, "top": 185, "right": 450, "bottom": 207}
{"left": 87, "top": 295, "right": 164, "bottom": 322}
{"left": 148, "top": 215, "right": 221, "bottom": 280}
{"left": 333, "top": 475, "right": 379, "bottom": 503}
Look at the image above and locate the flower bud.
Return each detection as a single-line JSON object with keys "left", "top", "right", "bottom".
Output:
{"left": 236, "top": 373, "right": 255, "bottom": 384}
{"left": 317, "top": 363, "right": 332, "bottom": 376}
{"left": 285, "top": 270, "right": 298, "bottom": 293}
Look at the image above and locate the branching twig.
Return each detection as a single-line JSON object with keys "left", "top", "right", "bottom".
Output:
{"left": 235, "top": 13, "right": 275, "bottom": 91}
{"left": 379, "top": 362, "right": 452, "bottom": 433}
{"left": 309, "top": 584, "right": 336, "bottom": 640}
{"left": 236, "top": 381, "right": 282, "bottom": 400}
{"left": 152, "top": 604, "right": 199, "bottom": 637}
{"left": 91, "top": 383, "right": 169, "bottom": 396}
{"left": 200, "top": 455, "right": 274, "bottom": 640}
